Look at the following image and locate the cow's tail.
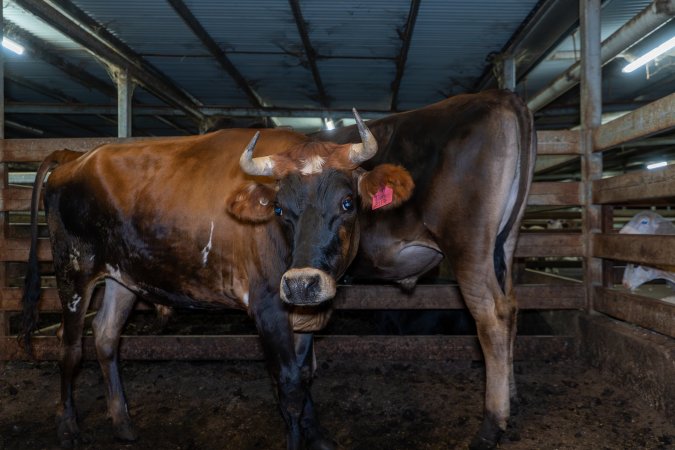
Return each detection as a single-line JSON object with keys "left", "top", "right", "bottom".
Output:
{"left": 21, "top": 149, "right": 83, "bottom": 356}
{"left": 493, "top": 97, "right": 537, "bottom": 292}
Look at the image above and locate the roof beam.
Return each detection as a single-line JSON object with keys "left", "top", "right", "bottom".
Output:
{"left": 390, "top": 0, "right": 420, "bottom": 111}
{"left": 5, "top": 102, "right": 391, "bottom": 120}
{"left": 166, "top": 0, "right": 264, "bottom": 108}
{"left": 14, "top": 0, "right": 206, "bottom": 121}
{"left": 473, "top": 0, "right": 579, "bottom": 92}
{"left": 4, "top": 69, "right": 121, "bottom": 128}
{"left": 4, "top": 22, "right": 116, "bottom": 98}
{"left": 288, "top": 0, "right": 330, "bottom": 109}
{"left": 4, "top": 24, "right": 187, "bottom": 135}
{"left": 5, "top": 70, "right": 84, "bottom": 104}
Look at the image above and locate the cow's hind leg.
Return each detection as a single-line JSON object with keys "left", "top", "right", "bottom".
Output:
{"left": 55, "top": 274, "right": 96, "bottom": 448}
{"left": 294, "top": 332, "right": 336, "bottom": 450}
{"left": 91, "top": 279, "right": 138, "bottom": 441}
{"left": 456, "top": 265, "right": 516, "bottom": 450}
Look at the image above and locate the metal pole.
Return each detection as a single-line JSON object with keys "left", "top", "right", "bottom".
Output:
{"left": 500, "top": 55, "right": 516, "bottom": 91}
{"left": 114, "top": 68, "right": 134, "bottom": 138}
{"left": 580, "top": 0, "right": 603, "bottom": 312}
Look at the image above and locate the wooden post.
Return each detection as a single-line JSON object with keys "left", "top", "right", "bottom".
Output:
{"left": 580, "top": 0, "right": 602, "bottom": 312}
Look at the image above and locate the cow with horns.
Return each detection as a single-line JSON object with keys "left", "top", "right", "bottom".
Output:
{"left": 21, "top": 111, "right": 414, "bottom": 450}
{"left": 316, "top": 89, "right": 536, "bottom": 449}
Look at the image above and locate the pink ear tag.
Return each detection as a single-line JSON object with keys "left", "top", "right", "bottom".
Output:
{"left": 371, "top": 185, "right": 394, "bottom": 210}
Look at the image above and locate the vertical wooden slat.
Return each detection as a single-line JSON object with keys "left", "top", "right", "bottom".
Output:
{"left": 580, "top": 0, "right": 602, "bottom": 312}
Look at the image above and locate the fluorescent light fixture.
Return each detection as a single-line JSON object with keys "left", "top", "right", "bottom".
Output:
{"left": 622, "top": 36, "right": 675, "bottom": 73}
{"left": 324, "top": 118, "right": 335, "bottom": 130}
{"left": 2, "top": 37, "right": 25, "bottom": 55}
{"left": 647, "top": 161, "right": 668, "bottom": 170}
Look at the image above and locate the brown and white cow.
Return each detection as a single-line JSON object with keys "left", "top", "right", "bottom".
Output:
{"left": 21, "top": 113, "right": 413, "bottom": 450}
{"left": 315, "top": 89, "right": 536, "bottom": 449}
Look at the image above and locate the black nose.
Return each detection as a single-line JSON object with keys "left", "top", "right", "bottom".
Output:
{"left": 282, "top": 274, "right": 321, "bottom": 304}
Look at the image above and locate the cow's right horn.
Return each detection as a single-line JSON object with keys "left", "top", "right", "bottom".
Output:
{"left": 239, "top": 132, "right": 275, "bottom": 177}
{"left": 348, "top": 108, "right": 378, "bottom": 165}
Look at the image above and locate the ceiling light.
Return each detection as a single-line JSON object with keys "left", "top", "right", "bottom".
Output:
{"left": 622, "top": 36, "right": 675, "bottom": 73}
{"left": 324, "top": 118, "right": 335, "bottom": 130}
{"left": 2, "top": 37, "right": 25, "bottom": 55}
{"left": 646, "top": 161, "right": 668, "bottom": 170}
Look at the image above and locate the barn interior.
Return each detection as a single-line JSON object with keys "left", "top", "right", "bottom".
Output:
{"left": 0, "top": 1, "right": 674, "bottom": 448}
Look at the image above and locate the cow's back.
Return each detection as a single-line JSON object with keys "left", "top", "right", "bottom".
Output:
{"left": 43, "top": 128, "right": 306, "bottom": 309}
{"left": 320, "top": 90, "right": 536, "bottom": 283}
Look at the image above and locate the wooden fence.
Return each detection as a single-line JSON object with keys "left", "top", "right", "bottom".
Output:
{"left": 0, "top": 129, "right": 584, "bottom": 361}
{"left": 0, "top": 92, "right": 673, "bottom": 362}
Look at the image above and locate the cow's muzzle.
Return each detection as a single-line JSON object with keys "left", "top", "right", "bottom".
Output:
{"left": 280, "top": 268, "right": 336, "bottom": 305}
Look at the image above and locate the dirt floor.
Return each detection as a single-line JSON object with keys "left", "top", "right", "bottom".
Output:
{"left": 1, "top": 356, "right": 673, "bottom": 450}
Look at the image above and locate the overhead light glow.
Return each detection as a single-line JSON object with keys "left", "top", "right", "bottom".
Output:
{"left": 2, "top": 37, "right": 25, "bottom": 55}
{"left": 324, "top": 118, "right": 335, "bottom": 130}
{"left": 622, "top": 36, "right": 675, "bottom": 73}
{"left": 646, "top": 161, "right": 668, "bottom": 170}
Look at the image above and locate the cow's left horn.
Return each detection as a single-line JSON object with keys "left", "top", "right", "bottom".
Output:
{"left": 348, "top": 108, "right": 378, "bottom": 165}
{"left": 239, "top": 132, "right": 275, "bottom": 177}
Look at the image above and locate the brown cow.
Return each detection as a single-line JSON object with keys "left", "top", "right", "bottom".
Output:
{"left": 21, "top": 113, "right": 413, "bottom": 450}
{"left": 315, "top": 90, "right": 536, "bottom": 449}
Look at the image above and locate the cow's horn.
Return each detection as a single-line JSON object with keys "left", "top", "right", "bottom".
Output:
{"left": 239, "top": 132, "right": 275, "bottom": 177}
{"left": 348, "top": 108, "right": 378, "bottom": 165}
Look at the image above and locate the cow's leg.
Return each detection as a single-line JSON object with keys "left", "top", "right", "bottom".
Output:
{"left": 456, "top": 265, "right": 516, "bottom": 450}
{"left": 294, "top": 332, "right": 335, "bottom": 450}
{"left": 91, "top": 279, "right": 137, "bottom": 441}
{"left": 55, "top": 277, "right": 95, "bottom": 448}
{"left": 250, "top": 295, "right": 332, "bottom": 450}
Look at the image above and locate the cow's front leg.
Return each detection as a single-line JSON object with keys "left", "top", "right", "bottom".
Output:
{"left": 294, "top": 332, "right": 336, "bottom": 450}
{"left": 250, "top": 294, "right": 309, "bottom": 450}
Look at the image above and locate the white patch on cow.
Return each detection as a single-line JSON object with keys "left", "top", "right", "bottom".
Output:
{"left": 242, "top": 292, "right": 249, "bottom": 307}
{"left": 201, "top": 221, "right": 215, "bottom": 266}
{"left": 300, "top": 156, "right": 325, "bottom": 175}
{"left": 106, "top": 264, "right": 122, "bottom": 280}
{"left": 67, "top": 294, "right": 81, "bottom": 312}
{"left": 69, "top": 248, "right": 80, "bottom": 271}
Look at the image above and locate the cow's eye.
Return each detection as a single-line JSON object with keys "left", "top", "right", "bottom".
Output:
{"left": 274, "top": 203, "right": 283, "bottom": 216}
{"left": 342, "top": 196, "right": 354, "bottom": 211}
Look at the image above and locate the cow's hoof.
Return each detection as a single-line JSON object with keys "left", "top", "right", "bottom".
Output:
{"left": 113, "top": 420, "right": 138, "bottom": 442}
{"left": 468, "top": 434, "right": 499, "bottom": 450}
{"left": 468, "top": 417, "right": 504, "bottom": 450}
{"left": 306, "top": 435, "right": 337, "bottom": 450}
{"left": 57, "top": 414, "right": 80, "bottom": 448}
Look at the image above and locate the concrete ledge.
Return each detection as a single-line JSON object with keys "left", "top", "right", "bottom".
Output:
{"left": 580, "top": 313, "right": 675, "bottom": 419}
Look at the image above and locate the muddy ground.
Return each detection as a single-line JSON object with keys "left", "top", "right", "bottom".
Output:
{"left": 1, "top": 356, "right": 673, "bottom": 450}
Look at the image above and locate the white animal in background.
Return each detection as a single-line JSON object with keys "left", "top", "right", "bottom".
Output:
{"left": 619, "top": 211, "right": 675, "bottom": 291}
{"left": 546, "top": 219, "right": 570, "bottom": 230}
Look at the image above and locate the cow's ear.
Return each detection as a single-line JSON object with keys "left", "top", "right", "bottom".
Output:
{"left": 358, "top": 164, "right": 414, "bottom": 210}
{"left": 226, "top": 182, "right": 276, "bottom": 222}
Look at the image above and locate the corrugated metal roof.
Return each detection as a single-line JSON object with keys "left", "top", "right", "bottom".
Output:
{"left": 2, "top": 0, "right": 672, "bottom": 137}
